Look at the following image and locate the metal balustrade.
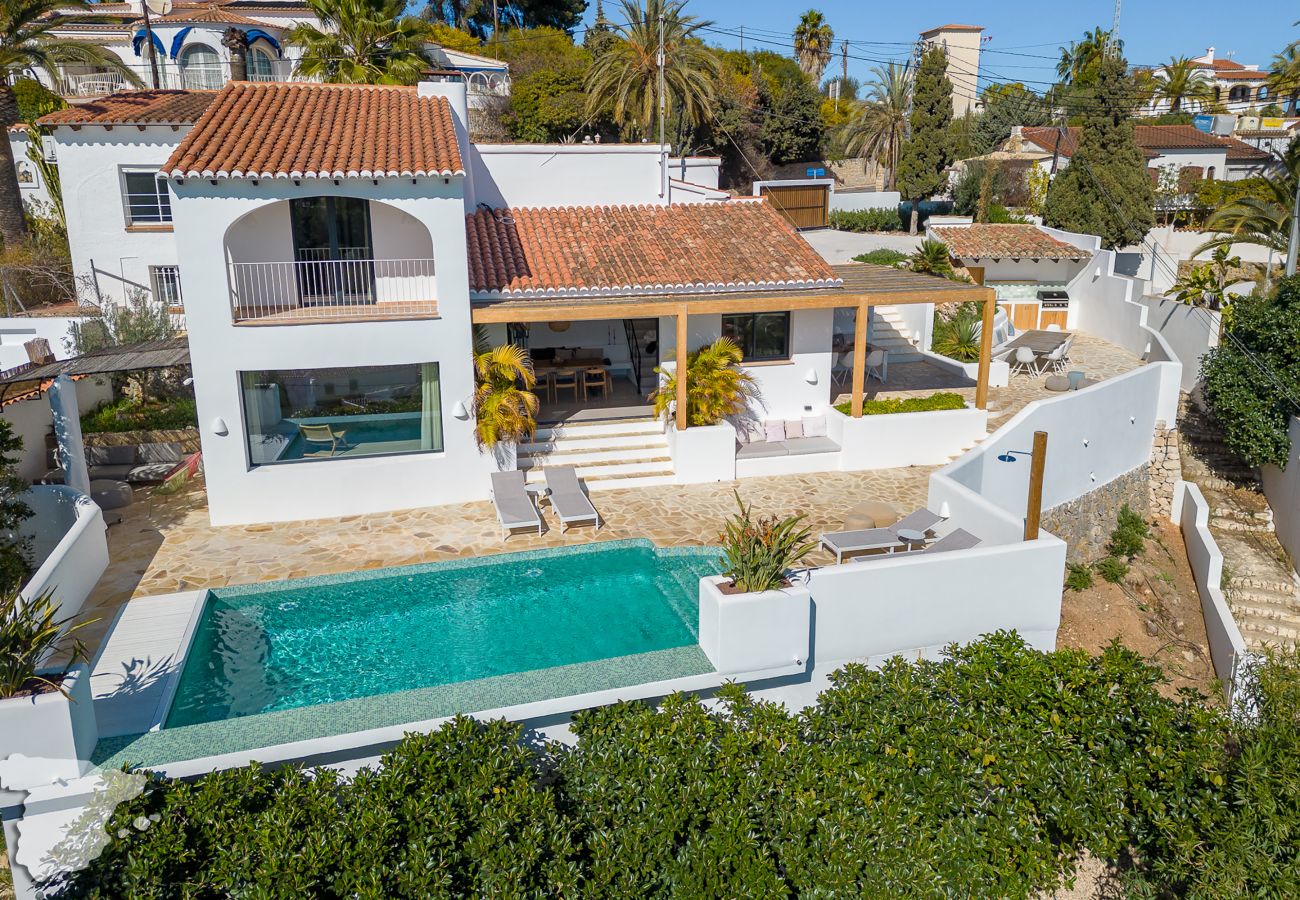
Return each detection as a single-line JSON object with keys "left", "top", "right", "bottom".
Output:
{"left": 228, "top": 258, "right": 438, "bottom": 323}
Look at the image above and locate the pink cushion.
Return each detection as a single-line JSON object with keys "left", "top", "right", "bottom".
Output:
{"left": 784, "top": 419, "right": 804, "bottom": 438}
{"left": 802, "top": 415, "right": 827, "bottom": 437}
{"left": 764, "top": 420, "right": 786, "bottom": 443}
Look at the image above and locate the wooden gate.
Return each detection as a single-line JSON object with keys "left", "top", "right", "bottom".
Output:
{"left": 759, "top": 183, "right": 829, "bottom": 229}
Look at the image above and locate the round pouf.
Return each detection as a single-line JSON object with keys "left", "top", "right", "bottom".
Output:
{"left": 1044, "top": 375, "right": 1071, "bottom": 392}
{"left": 842, "top": 501, "right": 900, "bottom": 531}
{"left": 89, "top": 479, "right": 133, "bottom": 510}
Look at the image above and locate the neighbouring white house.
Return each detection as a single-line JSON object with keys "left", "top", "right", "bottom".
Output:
{"left": 35, "top": 75, "right": 1000, "bottom": 526}
{"left": 1011, "top": 124, "right": 1275, "bottom": 183}
{"left": 27, "top": 0, "right": 510, "bottom": 104}
{"left": 925, "top": 223, "right": 1097, "bottom": 333}
{"left": 1144, "top": 47, "right": 1294, "bottom": 117}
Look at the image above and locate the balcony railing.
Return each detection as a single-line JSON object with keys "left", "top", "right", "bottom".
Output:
{"left": 228, "top": 258, "right": 438, "bottom": 324}
{"left": 47, "top": 59, "right": 297, "bottom": 98}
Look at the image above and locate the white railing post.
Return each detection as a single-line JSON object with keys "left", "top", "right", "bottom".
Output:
{"left": 228, "top": 258, "right": 435, "bottom": 323}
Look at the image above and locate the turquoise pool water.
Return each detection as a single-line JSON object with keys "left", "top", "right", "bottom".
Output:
{"left": 164, "top": 541, "right": 720, "bottom": 729}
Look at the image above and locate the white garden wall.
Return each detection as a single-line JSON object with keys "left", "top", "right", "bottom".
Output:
{"left": 667, "top": 421, "right": 736, "bottom": 484}
{"left": 828, "top": 405, "right": 988, "bottom": 471}
{"left": 0, "top": 316, "right": 87, "bottom": 371}
{"left": 1140, "top": 297, "right": 1219, "bottom": 393}
{"left": 1171, "top": 480, "right": 1253, "bottom": 705}
{"left": 1261, "top": 416, "right": 1300, "bottom": 573}
{"left": 828, "top": 190, "right": 900, "bottom": 212}
{"left": 18, "top": 485, "right": 108, "bottom": 623}
{"left": 471, "top": 144, "right": 666, "bottom": 209}
{"left": 0, "top": 376, "right": 114, "bottom": 482}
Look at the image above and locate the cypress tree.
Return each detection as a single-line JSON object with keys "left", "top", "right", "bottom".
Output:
{"left": 896, "top": 45, "right": 953, "bottom": 234}
{"left": 1042, "top": 54, "right": 1155, "bottom": 248}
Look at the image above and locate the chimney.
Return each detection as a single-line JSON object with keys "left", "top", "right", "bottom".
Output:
{"left": 1205, "top": 46, "right": 1215, "bottom": 62}
{"left": 418, "top": 72, "right": 473, "bottom": 208}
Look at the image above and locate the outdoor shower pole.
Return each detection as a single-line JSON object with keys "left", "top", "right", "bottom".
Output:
{"left": 1024, "top": 431, "right": 1048, "bottom": 542}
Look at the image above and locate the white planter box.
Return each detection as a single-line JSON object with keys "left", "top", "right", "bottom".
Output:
{"left": 698, "top": 576, "right": 811, "bottom": 675}
{"left": 668, "top": 421, "right": 736, "bottom": 483}
{"left": 0, "top": 664, "right": 96, "bottom": 781}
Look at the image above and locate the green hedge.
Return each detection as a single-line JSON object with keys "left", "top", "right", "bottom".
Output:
{"left": 829, "top": 207, "right": 903, "bottom": 232}
{"left": 833, "top": 391, "right": 967, "bottom": 417}
{"left": 43, "top": 635, "right": 1300, "bottom": 898}
{"left": 852, "top": 248, "right": 908, "bottom": 267}
{"left": 80, "top": 397, "right": 197, "bottom": 434}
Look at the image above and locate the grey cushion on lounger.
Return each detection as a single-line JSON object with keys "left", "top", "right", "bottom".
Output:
{"left": 784, "top": 436, "right": 840, "bottom": 455}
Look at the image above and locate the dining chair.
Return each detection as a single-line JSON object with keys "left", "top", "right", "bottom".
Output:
{"left": 1043, "top": 344, "right": 1067, "bottom": 374}
{"left": 865, "top": 349, "right": 888, "bottom": 383}
{"left": 1059, "top": 335, "right": 1074, "bottom": 369}
{"left": 1010, "top": 347, "right": 1040, "bottom": 378}
{"left": 1045, "top": 323, "right": 1063, "bottom": 332}
{"left": 583, "top": 367, "right": 610, "bottom": 400}
{"left": 536, "top": 370, "right": 555, "bottom": 403}
{"left": 553, "top": 368, "right": 579, "bottom": 402}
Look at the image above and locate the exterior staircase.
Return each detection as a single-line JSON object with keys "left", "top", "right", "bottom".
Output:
{"left": 1180, "top": 404, "right": 1300, "bottom": 652}
{"left": 870, "top": 306, "right": 924, "bottom": 363}
{"left": 519, "top": 415, "right": 676, "bottom": 491}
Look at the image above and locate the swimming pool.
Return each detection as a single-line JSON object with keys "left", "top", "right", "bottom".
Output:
{"left": 164, "top": 542, "right": 720, "bottom": 728}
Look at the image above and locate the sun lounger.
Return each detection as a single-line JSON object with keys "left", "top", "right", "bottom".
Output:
{"left": 820, "top": 507, "right": 945, "bottom": 563}
{"left": 921, "top": 528, "right": 981, "bottom": 554}
{"left": 545, "top": 466, "right": 602, "bottom": 532}
{"left": 490, "top": 470, "right": 543, "bottom": 539}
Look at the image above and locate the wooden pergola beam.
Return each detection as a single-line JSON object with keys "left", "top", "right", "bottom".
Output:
{"left": 975, "top": 293, "right": 996, "bottom": 411}
{"left": 675, "top": 304, "right": 688, "bottom": 431}
{"left": 850, "top": 299, "right": 869, "bottom": 418}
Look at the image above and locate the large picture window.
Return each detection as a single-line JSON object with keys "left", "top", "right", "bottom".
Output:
{"left": 721, "top": 312, "right": 791, "bottom": 362}
{"left": 240, "top": 363, "right": 443, "bottom": 466}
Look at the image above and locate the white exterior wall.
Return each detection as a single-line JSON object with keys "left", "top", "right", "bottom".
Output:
{"left": 1140, "top": 297, "right": 1219, "bottom": 392}
{"left": 0, "top": 316, "right": 90, "bottom": 369}
{"left": 171, "top": 177, "right": 491, "bottom": 526}
{"left": 667, "top": 156, "right": 721, "bottom": 188}
{"left": 8, "top": 130, "right": 52, "bottom": 210}
{"left": 471, "top": 144, "right": 666, "bottom": 209}
{"left": 51, "top": 125, "right": 184, "bottom": 306}
{"left": 18, "top": 486, "right": 108, "bottom": 624}
{"left": 0, "top": 376, "right": 113, "bottom": 482}
{"left": 658, "top": 307, "right": 835, "bottom": 423}
{"left": 1261, "top": 416, "right": 1300, "bottom": 574}
{"left": 829, "top": 190, "right": 900, "bottom": 212}
{"left": 1148, "top": 148, "right": 1229, "bottom": 178}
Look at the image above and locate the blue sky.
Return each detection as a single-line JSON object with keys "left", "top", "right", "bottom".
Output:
{"left": 582, "top": 1, "right": 1300, "bottom": 90}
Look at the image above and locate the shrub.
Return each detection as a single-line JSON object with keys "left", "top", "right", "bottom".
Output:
{"left": 0, "top": 421, "right": 31, "bottom": 596}
{"left": 932, "top": 302, "right": 983, "bottom": 362}
{"left": 1107, "top": 504, "right": 1150, "bottom": 559}
{"left": 651, "top": 338, "right": 754, "bottom": 427}
{"left": 718, "top": 491, "right": 815, "bottom": 592}
{"left": 1095, "top": 556, "right": 1129, "bottom": 584}
{"left": 1065, "top": 562, "right": 1094, "bottom": 592}
{"left": 0, "top": 591, "right": 91, "bottom": 698}
{"left": 80, "top": 396, "right": 197, "bottom": 434}
{"left": 833, "top": 392, "right": 966, "bottom": 417}
{"left": 51, "top": 634, "right": 1267, "bottom": 899}
{"left": 11, "top": 78, "right": 66, "bottom": 123}
{"left": 829, "top": 207, "right": 903, "bottom": 232}
{"left": 853, "top": 248, "right": 908, "bottom": 267}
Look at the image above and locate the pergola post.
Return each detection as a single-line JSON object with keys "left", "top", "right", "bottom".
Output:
{"left": 975, "top": 292, "right": 995, "bottom": 411}
{"left": 850, "top": 299, "right": 868, "bottom": 418}
{"left": 675, "top": 304, "right": 688, "bottom": 431}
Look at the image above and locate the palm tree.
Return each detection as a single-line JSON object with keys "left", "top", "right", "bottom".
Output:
{"left": 584, "top": 0, "right": 720, "bottom": 139}
{"left": 289, "top": 0, "right": 437, "bottom": 85}
{"left": 650, "top": 337, "right": 754, "bottom": 427}
{"left": 472, "top": 343, "right": 539, "bottom": 448}
{"left": 1056, "top": 27, "right": 1120, "bottom": 86}
{"left": 1269, "top": 40, "right": 1300, "bottom": 116}
{"left": 1195, "top": 143, "right": 1297, "bottom": 259}
{"left": 0, "top": 0, "right": 141, "bottom": 245}
{"left": 792, "top": 9, "right": 833, "bottom": 82}
{"left": 837, "top": 62, "right": 910, "bottom": 189}
{"left": 908, "top": 239, "right": 954, "bottom": 277}
{"left": 1151, "top": 56, "right": 1213, "bottom": 114}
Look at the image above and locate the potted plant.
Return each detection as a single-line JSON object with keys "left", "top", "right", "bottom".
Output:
{"left": 472, "top": 342, "right": 539, "bottom": 471}
{"left": 698, "top": 493, "right": 815, "bottom": 675}
{"left": 0, "top": 591, "right": 97, "bottom": 776}
{"left": 650, "top": 337, "right": 754, "bottom": 426}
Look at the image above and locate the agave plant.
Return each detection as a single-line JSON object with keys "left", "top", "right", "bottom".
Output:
{"left": 932, "top": 312, "right": 981, "bottom": 362}
{"left": 650, "top": 337, "right": 755, "bottom": 427}
{"left": 0, "top": 591, "right": 92, "bottom": 699}
{"left": 718, "top": 491, "right": 816, "bottom": 593}
{"left": 472, "top": 343, "right": 539, "bottom": 449}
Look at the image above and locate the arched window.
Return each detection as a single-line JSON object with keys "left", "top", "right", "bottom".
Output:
{"left": 1257, "top": 85, "right": 1270, "bottom": 101}
{"left": 1206, "top": 166, "right": 1216, "bottom": 181}
{"left": 179, "top": 45, "right": 223, "bottom": 90}
{"left": 248, "top": 48, "right": 275, "bottom": 82}
{"left": 1229, "top": 85, "right": 1249, "bottom": 103}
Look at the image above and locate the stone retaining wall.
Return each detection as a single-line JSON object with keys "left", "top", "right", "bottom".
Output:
{"left": 1148, "top": 424, "right": 1181, "bottom": 520}
{"left": 1042, "top": 465, "right": 1152, "bottom": 563}
{"left": 82, "top": 428, "right": 201, "bottom": 454}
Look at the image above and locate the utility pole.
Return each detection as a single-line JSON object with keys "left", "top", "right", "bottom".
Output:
{"left": 841, "top": 40, "right": 848, "bottom": 86}
{"left": 141, "top": 0, "right": 160, "bottom": 89}
{"left": 738, "top": 25, "right": 743, "bottom": 53}
{"left": 657, "top": 9, "right": 666, "bottom": 198}
{"left": 1109, "top": 0, "right": 1122, "bottom": 55}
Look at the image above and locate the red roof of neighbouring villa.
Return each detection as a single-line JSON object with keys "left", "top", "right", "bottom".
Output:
{"left": 929, "top": 224, "right": 1093, "bottom": 261}
{"left": 465, "top": 202, "right": 840, "bottom": 298}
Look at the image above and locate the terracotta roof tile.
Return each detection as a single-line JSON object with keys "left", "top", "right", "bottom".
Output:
{"left": 930, "top": 224, "right": 1092, "bottom": 261}
{"left": 134, "top": 7, "right": 276, "bottom": 26}
{"left": 37, "top": 90, "right": 217, "bottom": 126}
{"left": 1019, "top": 125, "right": 1232, "bottom": 158}
{"left": 1216, "top": 135, "right": 1272, "bottom": 161}
{"left": 163, "top": 81, "right": 464, "bottom": 179}
{"left": 466, "top": 202, "right": 839, "bottom": 298}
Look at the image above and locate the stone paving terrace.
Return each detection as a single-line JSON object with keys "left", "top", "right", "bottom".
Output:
{"left": 74, "top": 334, "right": 1143, "bottom": 657}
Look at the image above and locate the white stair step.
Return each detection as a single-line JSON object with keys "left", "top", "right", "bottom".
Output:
{"left": 524, "top": 459, "right": 675, "bottom": 481}
{"left": 534, "top": 418, "right": 662, "bottom": 440}
{"left": 583, "top": 472, "right": 677, "bottom": 490}
{"left": 522, "top": 432, "right": 667, "bottom": 453}
{"left": 520, "top": 444, "right": 668, "bottom": 466}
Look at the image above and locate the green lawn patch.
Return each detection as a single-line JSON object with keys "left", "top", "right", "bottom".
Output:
{"left": 833, "top": 391, "right": 967, "bottom": 417}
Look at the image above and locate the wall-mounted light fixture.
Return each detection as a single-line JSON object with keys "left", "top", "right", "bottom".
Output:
{"left": 804, "top": 368, "right": 818, "bottom": 385}
{"left": 452, "top": 400, "right": 470, "bottom": 420}
{"left": 211, "top": 417, "right": 229, "bottom": 436}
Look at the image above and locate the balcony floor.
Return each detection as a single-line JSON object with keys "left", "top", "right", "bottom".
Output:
{"left": 233, "top": 301, "right": 440, "bottom": 325}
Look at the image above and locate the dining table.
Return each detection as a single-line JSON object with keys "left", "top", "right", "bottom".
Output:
{"left": 1003, "top": 330, "right": 1072, "bottom": 355}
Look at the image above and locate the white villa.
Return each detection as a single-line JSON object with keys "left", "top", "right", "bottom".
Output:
{"left": 1144, "top": 47, "right": 1290, "bottom": 117}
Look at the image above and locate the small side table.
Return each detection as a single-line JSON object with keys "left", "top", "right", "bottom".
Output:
{"left": 896, "top": 527, "right": 928, "bottom": 550}
{"left": 527, "top": 484, "right": 551, "bottom": 508}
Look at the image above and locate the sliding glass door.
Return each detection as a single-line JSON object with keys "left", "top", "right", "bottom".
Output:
{"left": 289, "top": 197, "right": 375, "bottom": 306}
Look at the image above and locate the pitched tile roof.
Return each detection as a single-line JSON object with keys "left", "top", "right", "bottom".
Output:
{"left": 162, "top": 81, "right": 464, "bottom": 179}
{"left": 929, "top": 224, "right": 1093, "bottom": 261}
{"left": 135, "top": 7, "right": 276, "bottom": 26}
{"left": 37, "top": 90, "right": 218, "bottom": 127}
{"left": 1019, "top": 125, "right": 1233, "bottom": 159}
{"left": 1216, "top": 136, "right": 1272, "bottom": 161}
{"left": 465, "top": 201, "right": 840, "bottom": 298}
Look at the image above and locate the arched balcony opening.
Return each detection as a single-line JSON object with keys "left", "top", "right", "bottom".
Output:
{"left": 224, "top": 197, "right": 437, "bottom": 323}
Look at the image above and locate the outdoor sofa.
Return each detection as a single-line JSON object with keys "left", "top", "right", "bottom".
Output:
{"left": 44, "top": 441, "right": 196, "bottom": 485}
